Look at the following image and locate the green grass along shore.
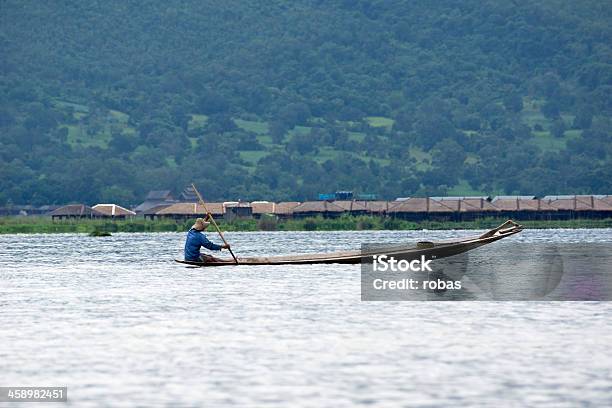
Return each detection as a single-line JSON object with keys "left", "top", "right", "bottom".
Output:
{"left": 1, "top": 216, "right": 611, "bottom": 235}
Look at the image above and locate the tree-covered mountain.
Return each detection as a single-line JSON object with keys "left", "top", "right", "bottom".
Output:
{"left": 1, "top": 0, "right": 611, "bottom": 205}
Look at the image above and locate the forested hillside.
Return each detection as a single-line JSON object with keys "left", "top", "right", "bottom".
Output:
{"left": 1, "top": 0, "right": 611, "bottom": 205}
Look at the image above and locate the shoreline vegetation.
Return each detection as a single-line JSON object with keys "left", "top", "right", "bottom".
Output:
{"left": 1, "top": 216, "right": 612, "bottom": 235}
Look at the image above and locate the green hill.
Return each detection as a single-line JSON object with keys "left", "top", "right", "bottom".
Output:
{"left": 1, "top": 0, "right": 611, "bottom": 204}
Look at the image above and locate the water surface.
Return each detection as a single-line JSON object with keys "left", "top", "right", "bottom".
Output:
{"left": 1, "top": 229, "right": 611, "bottom": 407}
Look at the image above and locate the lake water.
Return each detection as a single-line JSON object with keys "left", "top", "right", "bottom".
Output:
{"left": 1, "top": 229, "right": 611, "bottom": 407}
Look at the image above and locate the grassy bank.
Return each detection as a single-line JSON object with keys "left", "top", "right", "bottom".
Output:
{"left": 1, "top": 216, "right": 612, "bottom": 234}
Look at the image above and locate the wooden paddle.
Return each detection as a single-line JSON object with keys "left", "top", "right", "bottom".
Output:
{"left": 191, "top": 183, "right": 239, "bottom": 264}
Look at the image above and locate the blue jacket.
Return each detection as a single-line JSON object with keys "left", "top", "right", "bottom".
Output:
{"left": 184, "top": 228, "right": 222, "bottom": 261}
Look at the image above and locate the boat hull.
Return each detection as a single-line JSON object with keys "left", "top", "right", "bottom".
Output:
{"left": 174, "top": 220, "right": 522, "bottom": 267}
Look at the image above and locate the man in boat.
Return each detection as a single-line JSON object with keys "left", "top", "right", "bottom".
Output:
{"left": 184, "top": 217, "right": 230, "bottom": 262}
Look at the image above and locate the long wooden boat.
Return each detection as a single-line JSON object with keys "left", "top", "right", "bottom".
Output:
{"left": 175, "top": 220, "right": 522, "bottom": 267}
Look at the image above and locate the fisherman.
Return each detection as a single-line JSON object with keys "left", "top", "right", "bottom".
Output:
{"left": 184, "top": 217, "right": 230, "bottom": 262}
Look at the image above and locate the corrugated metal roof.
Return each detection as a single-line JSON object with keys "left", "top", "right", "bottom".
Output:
{"left": 251, "top": 202, "right": 275, "bottom": 214}
{"left": 493, "top": 199, "right": 518, "bottom": 211}
{"left": 492, "top": 195, "right": 537, "bottom": 201}
{"left": 156, "top": 202, "right": 225, "bottom": 215}
{"left": 574, "top": 196, "right": 594, "bottom": 211}
{"left": 492, "top": 198, "right": 556, "bottom": 211}
{"left": 546, "top": 195, "right": 612, "bottom": 211}
{"left": 543, "top": 195, "right": 576, "bottom": 200}
{"left": 363, "top": 201, "right": 389, "bottom": 213}
{"left": 600, "top": 196, "right": 612, "bottom": 207}
{"left": 593, "top": 197, "right": 612, "bottom": 211}
{"left": 333, "top": 201, "right": 352, "bottom": 211}
{"left": 388, "top": 198, "right": 428, "bottom": 213}
{"left": 134, "top": 198, "right": 177, "bottom": 213}
{"left": 203, "top": 202, "right": 225, "bottom": 215}
{"left": 431, "top": 196, "right": 491, "bottom": 201}
{"left": 93, "top": 204, "right": 136, "bottom": 216}
{"left": 459, "top": 198, "right": 498, "bottom": 212}
{"left": 142, "top": 204, "right": 172, "bottom": 215}
{"left": 292, "top": 201, "right": 345, "bottom": 213}
{"left": 134, "top": 201, "right": 155, "bottom": 213}
{"left": 273, "top": 202, "right": 301, "bottom": 215}
{"left": 428, "top": 199, "right": 460, "bottom": 212}
{"left": 334, "top": 200, "right": 368, "bottom": 211}
{"left": 156, "top": 203, "right": 202, "bottom": 215}
{"left": 549, "top": 199, "right": 581, "bottom": 211}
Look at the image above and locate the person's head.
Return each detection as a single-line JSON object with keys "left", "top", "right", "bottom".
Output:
{"left": 192, "top": 217, "right": 210, "bottom": 231}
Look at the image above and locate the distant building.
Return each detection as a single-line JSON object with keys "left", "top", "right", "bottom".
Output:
{"left": 387, "top": 198, "right": 429, "bottom": 220}
{"left": 427, "top": 198, "right": 463, "bottom": 221}
{"left": 180, "top": 185, "right": 199, "bottom": 202}
{"left": 492, "top": 196, "right": 557, "bottom": 220}
{"left": 273, "top": 202, "right": 301, "bottom": 218}
{"left": 426, "top": 197, "right": 496, "bottom": 221}
{"left": 457, "top": 198, "right": 498, "bottom": 220}
{"left": 362, "top": 200, "right": 389, "bottom": 215}
{"left": 492, "top": 195, "right": 537, "bottom": 201}
{"left": 224, "top": 202, "right": 253, "bottom": 222}
{"left": 543, "top": 195, "right": 612, "bottom": 219}
{"left": 142, "top": 204, "right": 174, "bottom": 221}
{"left": 134, "top": 190, "right": 177, "bottom": 213}
{"left": 430, "top": 196, "right": 491, "bottom": 201}
{"left": 92, "top": 204, "right": 136, "bottom": 219}
{"left": 49, "top": 204, "right": 105, "bottom": 220}
{"left": 152, "top": 202, "right": 225, "bottom": 220}
{"left": 251, "top": 201, "right": 275, "bottom": 218}
{"left": 334, "top": 200, "right": 368, "bottom": 216}
{"left": 292, "top": 201, "right": 345, "bottom": 218}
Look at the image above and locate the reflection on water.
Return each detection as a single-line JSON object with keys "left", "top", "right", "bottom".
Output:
{"left": 1, "top": 229, "right": 611, "bottom": 406}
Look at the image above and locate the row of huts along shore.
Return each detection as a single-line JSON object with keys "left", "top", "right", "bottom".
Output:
{"left": 5, "top": 190, "right": 611, "bottom": 221}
